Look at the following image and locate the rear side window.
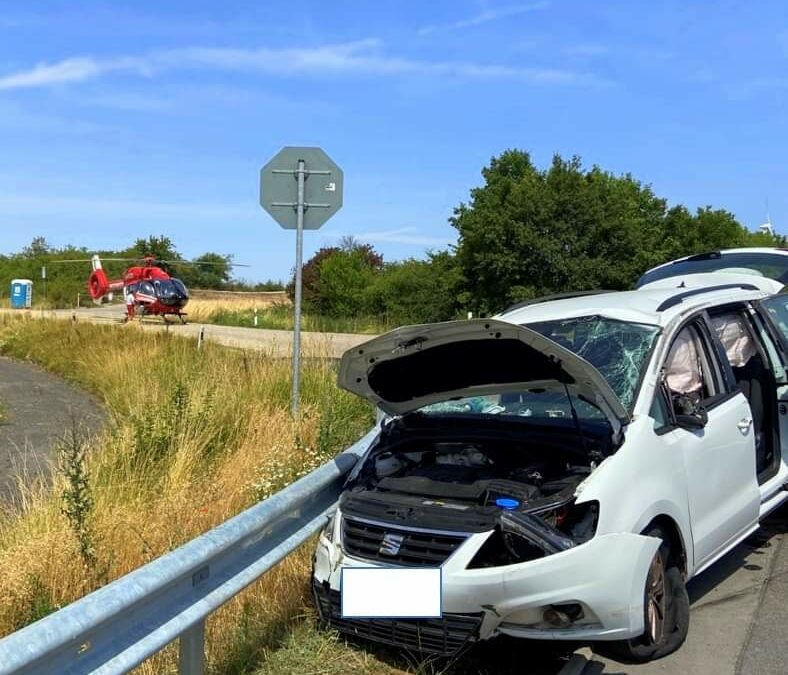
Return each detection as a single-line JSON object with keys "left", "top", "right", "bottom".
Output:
{"left": 759, "top": 295, "right": 788, "bottom": 343}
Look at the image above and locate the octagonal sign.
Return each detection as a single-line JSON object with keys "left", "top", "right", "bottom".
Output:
{"left": 259, "top": 146, "right": 343, "bottom": 230}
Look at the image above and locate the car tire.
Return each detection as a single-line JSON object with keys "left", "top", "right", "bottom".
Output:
{"left": 605, "top": 526, "right": 690, "bottom": 663}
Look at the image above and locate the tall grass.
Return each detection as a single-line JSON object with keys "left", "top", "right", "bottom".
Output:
{"left": 186, "top": 299, "right": 391, "bottom": 335}
{"left": 0, "top": 315, "right": 379, "bottom": 673}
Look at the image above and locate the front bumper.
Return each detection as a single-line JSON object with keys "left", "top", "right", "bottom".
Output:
{"left": 313, "top": 517, "right": 660, "bottom": 645}
{"left": 313, "top": 582, "right": 483, "bottom": 656}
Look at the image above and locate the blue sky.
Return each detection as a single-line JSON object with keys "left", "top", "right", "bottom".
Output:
{"left": 0, "top": 1, "right": 786, "bottom": 282}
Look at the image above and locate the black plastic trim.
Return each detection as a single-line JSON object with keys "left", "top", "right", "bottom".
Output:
{"left": 656, "top": 284, "right": 760, "bottom": 312}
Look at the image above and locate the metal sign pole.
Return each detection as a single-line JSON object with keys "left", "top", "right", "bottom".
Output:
{"left": 260, "top": 146, "right": 343, "bottom": 418}
{"left": 292, "top": 159, "right": 306, "bottom": 417}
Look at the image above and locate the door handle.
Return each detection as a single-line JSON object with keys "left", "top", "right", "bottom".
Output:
{"left": 737, "top": 418, "right": 753, "bottom": 433}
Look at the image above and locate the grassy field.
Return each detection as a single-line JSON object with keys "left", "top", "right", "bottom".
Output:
{"left": 186, "top": 298, "right": 392, "bottom": 335}
{"left": 0, "top": 315, "right": 387, "bottom": 673}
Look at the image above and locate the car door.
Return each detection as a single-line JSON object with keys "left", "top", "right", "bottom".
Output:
{"left": 751, "top": 295, "right": 788, "bottom": 484}
{"left": 655, "top": 319, "right": 760, "bottom": 571}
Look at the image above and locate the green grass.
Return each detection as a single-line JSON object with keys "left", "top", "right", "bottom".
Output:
{"left": 202, "top": 305, "right": 392, "bottom": 335}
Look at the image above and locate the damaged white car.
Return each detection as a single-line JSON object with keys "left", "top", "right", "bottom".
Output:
{"left": 313, "top": 260, "right": 788, "bottom": 662}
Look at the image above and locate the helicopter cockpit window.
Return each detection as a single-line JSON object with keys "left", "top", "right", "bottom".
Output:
{"left": 138, "top": 281, "right": 155, "bottom": 297}
{"left": 171, "top": 278, "right": 189, "bottom": 298}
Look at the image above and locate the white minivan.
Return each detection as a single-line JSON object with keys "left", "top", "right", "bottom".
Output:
{"left": 313, "top": 252, "right": 788, "bottom": 662}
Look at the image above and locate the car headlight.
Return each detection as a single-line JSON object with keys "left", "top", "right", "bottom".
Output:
{"left": 468, "top": 501, "right": 598, "bottom": 569}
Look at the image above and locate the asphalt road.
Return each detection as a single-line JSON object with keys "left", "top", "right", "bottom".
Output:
{"left": 0, "top": 356, "right": 105, "bottom": 503}
{"left": 3, "top": 305, "right": 371, "bottom": 358}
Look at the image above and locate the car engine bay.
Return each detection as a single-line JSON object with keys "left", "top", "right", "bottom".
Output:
{"left": 339, "top": 416, "right": 605, "bottom": 566}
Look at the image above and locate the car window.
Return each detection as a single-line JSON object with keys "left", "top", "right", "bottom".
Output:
{"left": 650, "top": 388, "right": 670, "bottom": 429}
{"left": 526, "top": 316, "right": 660, "bottom": 410}
{"left": 637, "top": 252, "right": 788, "bottom": 287}
{"left": 663, "top": 324, "right": 719, "bottom": 406}
{"left": 759, "top": 294, "right": 788, "bottom": 344}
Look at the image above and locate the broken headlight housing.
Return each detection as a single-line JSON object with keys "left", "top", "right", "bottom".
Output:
{"left": 320, "top": 512, "right": 337, "bottom": 544}
{"left": 467, "top": 501, "right": 599, "bottom": 569}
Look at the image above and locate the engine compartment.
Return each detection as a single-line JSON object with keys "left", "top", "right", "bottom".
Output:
{"left": 339, "top": 417, "right": 604, "bottom": 563}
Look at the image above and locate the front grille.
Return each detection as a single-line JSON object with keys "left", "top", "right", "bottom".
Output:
{"left": 313, "top": 582, "right": 482, "bottom": 656}
{"left": 341, "top": 517, "right": 467, "bottom": 567}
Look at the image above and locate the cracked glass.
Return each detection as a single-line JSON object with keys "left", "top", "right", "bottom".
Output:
{"left": 527, "top": 316, "right": 660, "bottom": 410}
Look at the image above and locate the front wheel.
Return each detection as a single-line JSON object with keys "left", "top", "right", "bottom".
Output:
{"left": 605, "top": 527, "right": 690, "bottom": 662}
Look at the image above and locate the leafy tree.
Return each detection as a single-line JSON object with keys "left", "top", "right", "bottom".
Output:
{"left": 313, "top": 247, "right": 379, "bottom": 317}
{"left": 370, "top": 252, "right": 462, "bottom": 324}
{"left": 451, "top": 150, "right": 781, "bottom": 314}
{"left": 176, "top": 252, "right": 232, "bottom": 289}
{"left": 23, "top": 236, "right": 52, "bottom": 257}
{"left": 290, "top": 238, "right": 383, "bottom": 314}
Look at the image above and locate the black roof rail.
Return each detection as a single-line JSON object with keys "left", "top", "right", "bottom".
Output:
{"left": 500, "top": 289, "right": 616, "bottom": 315}
{"left": 656, "top": 283, "right": 760, "bottom": 312}
{"left": 681, "top": 251, "right": 722, "bottom": 263}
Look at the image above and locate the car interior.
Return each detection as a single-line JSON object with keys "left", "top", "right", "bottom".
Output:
{"left": 709, "top": 309, "right": 779, "bottom": 482}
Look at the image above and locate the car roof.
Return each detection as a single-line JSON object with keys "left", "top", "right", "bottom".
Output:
{"left": 497, "top": 273, "right": 780, "bottom": 328}
{"left": 641, "top": 247, "right": 788, "bottom": 277}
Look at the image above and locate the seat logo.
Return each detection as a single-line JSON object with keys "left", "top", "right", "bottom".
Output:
{"left": 379, "top": 533, "right": 405, "bottom": 556}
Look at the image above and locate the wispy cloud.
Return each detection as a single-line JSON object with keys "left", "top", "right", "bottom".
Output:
{"left": 418, "top": 2, "right": 550, "bottom": 36}
{"left": 0, "top": 38, "right": 609, "bottom": 91}
{"left": 0, "top": 56, "right": 149, "bottom": 90}
{"left": 354, "top": 227, "right": 453, "bottom": 247}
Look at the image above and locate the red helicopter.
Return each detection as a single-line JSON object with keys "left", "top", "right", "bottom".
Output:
{"left": 56, "top": 254, "right": 246, "bottom": 324}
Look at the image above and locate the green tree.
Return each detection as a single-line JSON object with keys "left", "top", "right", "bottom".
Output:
{"left": 176, "top": 252, "right": 232, "bottom": 289}
{"left": 370, "top": 252, "right": 462, "bottom": 324}
{"left": 314, "top": 247, "right": 379, "bottom": 317}
{"left": 451, "top": 150, "right": 778, "bottom": 314}
{"left": 290, "top": 238, "right": 383, "bottom": 314}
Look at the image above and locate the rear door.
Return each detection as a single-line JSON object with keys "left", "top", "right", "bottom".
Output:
{"left": 751, "top": 295, "right": 788, "bottom": 486}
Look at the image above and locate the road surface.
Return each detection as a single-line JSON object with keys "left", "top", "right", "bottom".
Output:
{"left": 0, "top": 356, "right": 105, "bottom": 503}
{"left": 3, "top": 305, "right": 371, "bottom": 358}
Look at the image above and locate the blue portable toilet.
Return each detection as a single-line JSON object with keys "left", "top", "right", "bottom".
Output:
{"left": 10, "top": 279, "right": 33, "bottom": 309}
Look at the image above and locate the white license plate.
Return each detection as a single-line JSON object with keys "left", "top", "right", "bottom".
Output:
{"left": 340, "top": 567, "right": 442, "bottom": 618}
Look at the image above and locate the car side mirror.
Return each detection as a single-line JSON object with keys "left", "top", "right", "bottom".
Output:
{"left": 675, "top": 407, "right": 708, "bottom": 430}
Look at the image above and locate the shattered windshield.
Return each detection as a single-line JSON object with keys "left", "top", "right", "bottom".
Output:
{"left": 416, "top": 316, "right": 659, "bottom": 422}
{"left": 527, "top": 316, "right": 659, "bottom": 409}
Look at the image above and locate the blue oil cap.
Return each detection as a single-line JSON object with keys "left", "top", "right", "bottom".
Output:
{"left": 495, "top": 497, "right": 520, "bottom": 510}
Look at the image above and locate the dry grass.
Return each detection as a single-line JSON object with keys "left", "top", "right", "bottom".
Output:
{"left": 186, "top": 299, "right": 390, "bottom": 335}
{"left": 0, "top": 315, "right": 375, "bottom": 673}
{"left": 186, "top": 297, "right": 288, "bottom": 323}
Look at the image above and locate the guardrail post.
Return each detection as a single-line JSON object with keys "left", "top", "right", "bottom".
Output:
{"left": 178, "top": 620, "right": 206, "bottom": 675}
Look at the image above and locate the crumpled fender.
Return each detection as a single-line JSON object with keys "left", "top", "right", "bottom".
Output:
{"left": 441, "top": 531, "right": 661, "bottom": 639}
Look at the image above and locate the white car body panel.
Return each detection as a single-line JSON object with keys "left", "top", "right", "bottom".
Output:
{"left": 314, "top": 518, "right": 660, "bottom": 641}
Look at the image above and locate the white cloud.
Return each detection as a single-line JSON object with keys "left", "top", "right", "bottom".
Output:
{"left": 353, "top": 227, "right": 453, "bottom": 247}
{"left": 0, "top": 56, "right": 148, "bottom": 90}
{"left": 0, "top": 37, "right": 609, "bottom": 92}
{"left": 418, "top": 2, "right": 550, "bottom": 36}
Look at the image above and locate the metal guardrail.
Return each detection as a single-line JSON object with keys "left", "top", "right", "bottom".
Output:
{"left": 0, "top": 429, "right": 378, "bottom": 675}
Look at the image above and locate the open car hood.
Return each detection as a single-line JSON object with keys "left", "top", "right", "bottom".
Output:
{"left": 338, "top": 319, "right": 629, "bottom": 433}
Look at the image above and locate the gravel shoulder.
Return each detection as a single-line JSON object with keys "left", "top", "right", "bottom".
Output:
{"left": 0, "top": 356, "right": 105, "bottom": 502}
